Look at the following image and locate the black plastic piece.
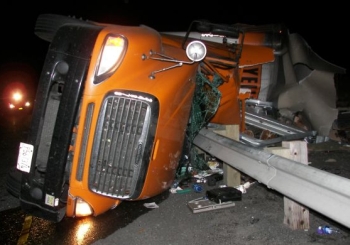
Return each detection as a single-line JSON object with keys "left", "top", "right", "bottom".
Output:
{"left": 206, "top": 186, "right": 242, "bottom": 203}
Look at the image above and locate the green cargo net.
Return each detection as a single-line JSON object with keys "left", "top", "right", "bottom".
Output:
{"left": 182, "top": 70, "right": 223, "bottom": 173}
{"left": 188, "top": 71, "right": 223, "bottom": 141}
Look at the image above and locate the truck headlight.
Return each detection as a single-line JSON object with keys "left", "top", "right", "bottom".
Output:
{"left": 95, "top": 35, "right": 127, "bottom": 82}
{"left": 186, "top": 40, "right": 206, "bottom": 62}
{"left": 75, "top": 197, "right": 93, "bottom": 217}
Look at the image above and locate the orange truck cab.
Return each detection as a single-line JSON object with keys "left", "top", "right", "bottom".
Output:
{"left": 8, "top": 15, "right": 287, "bottom": 222}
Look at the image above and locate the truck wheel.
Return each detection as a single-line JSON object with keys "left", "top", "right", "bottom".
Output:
{"left": 35, "top": 14, "right": 96, "bottom": 42}
{"left": 6, "top": 167, "right": 22, "bottom": 198}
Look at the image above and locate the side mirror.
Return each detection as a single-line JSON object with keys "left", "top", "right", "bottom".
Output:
{"left": 144, "top": 40, "right": 206, "bottom": 79}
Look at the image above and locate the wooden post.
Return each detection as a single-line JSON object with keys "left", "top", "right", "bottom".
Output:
{"left": 265, "top": 141, "right": 310, "bottom": 230}
{"left": 214, "top": 125, "right": 241, "bottom": 187}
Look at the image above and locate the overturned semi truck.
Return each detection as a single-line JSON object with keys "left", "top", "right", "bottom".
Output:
{"left": 6, "top": 14, "right": 347, "bottom": 222}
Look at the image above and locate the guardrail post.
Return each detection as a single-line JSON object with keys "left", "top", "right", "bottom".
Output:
{"left": 265, "top": 141, "right": 310, "bottom": 230}
{"left": 214, "top": 125, "right": 241, "bottom": 187}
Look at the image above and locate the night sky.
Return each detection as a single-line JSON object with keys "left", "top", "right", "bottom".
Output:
{"left": 1, "top": 2, "right": 349, "bottom": 97}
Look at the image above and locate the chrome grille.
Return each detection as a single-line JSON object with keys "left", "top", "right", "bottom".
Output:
{"left": 89, "top": 92, "right": 155, "bottom": 198}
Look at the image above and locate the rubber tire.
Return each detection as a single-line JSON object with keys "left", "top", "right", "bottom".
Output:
{"left": 34, "top": 14, "right": 96, "bottom": 42}
{"left": 6, "top": 167, "right": 22, "bottom": 198}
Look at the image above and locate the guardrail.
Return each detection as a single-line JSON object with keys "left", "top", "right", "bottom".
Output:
{"left": 193, "top": 128, "right": 350, "bottom": 229}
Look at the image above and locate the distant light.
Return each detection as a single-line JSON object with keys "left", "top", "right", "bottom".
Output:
{"left": 12, "top": 92, "right": 23, "bottom": 102}
{"left": 7, "top": 101, "right": 31, "bottom": 110}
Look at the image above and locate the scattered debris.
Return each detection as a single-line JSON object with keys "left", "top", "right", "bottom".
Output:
{"left": 235, "top": 181, "right": 256, "bottom": 194}
{"left": 143, "top": 202, "right": 159, "bottom": 209}
{"left": 188, "top": 197, "right": 235, "bottom": 213}
{"left": 169, "top": 186, "right": 192, "bottom": 194}
{"left": 250, "top": 216, "right": 260, "bottom": 224}
{"left": 317, "top": 225, "right": 341, "bottom": 235}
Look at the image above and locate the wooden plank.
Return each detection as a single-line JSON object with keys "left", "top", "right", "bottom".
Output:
{"left": 214, "top": 125, "right": 241, "bottom": 187}
{"left": 281, "top": 141, "right": 309, "bottom": 165}
{"left": 265, "top": 141, "right": 310, "bottom": 230}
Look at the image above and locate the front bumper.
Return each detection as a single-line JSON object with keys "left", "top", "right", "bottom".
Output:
{"left": 20, "top": 23, "right": 102, "bottom": 222}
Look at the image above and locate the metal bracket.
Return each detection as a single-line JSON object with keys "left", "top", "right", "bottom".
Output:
{"left": 187, "top": 197, "right": 235, "bottom": 213}
{"left": 240, "top": 109, "right": 316, "bottom": 147}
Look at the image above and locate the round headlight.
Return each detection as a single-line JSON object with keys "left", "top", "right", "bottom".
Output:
{"left": 186, "top": 41, "right": 207, "bottom": 62}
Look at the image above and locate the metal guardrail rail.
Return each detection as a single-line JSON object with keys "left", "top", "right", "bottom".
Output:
{"left": 193, "top": 128, "right": 350, "bottom": 229}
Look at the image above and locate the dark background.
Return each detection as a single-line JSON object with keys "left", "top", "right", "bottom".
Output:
{"left": 1, "top": 1, "right": 349, "bottom": 109}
